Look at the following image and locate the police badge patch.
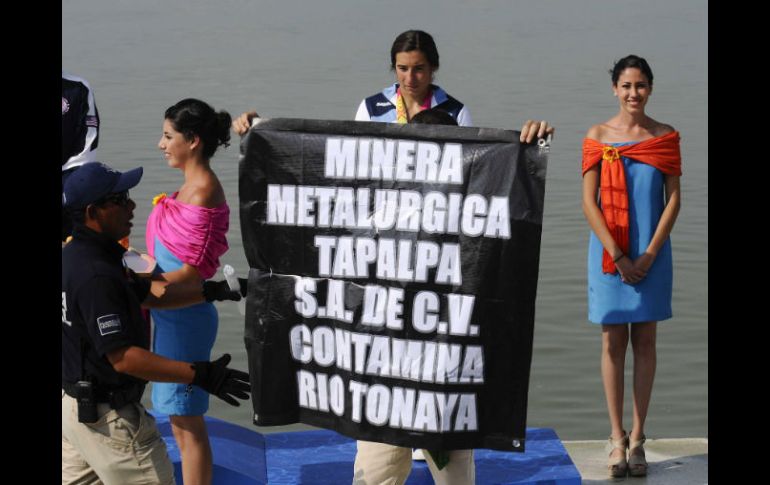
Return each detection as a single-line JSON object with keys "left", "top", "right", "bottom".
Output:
{"left": 97, "top": 314, "right": 122, "bottom": 336}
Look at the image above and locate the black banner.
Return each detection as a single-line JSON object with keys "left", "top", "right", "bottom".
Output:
{"left": 239, "top": 118, "right": 548, "bottom": 452}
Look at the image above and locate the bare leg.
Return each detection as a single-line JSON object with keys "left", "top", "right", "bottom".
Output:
{"left": 601, "top": 324, "right": 629, "bottom": 458}
{"left": 629, "top": 321, "right": 657, "bottom": 441}
{"left": 170, "top": 415, "right": 212, "bottom": 485}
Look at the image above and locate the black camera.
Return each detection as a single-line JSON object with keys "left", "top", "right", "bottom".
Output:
{"left": 76, "top": 380, "right": 98, "bottom": 423}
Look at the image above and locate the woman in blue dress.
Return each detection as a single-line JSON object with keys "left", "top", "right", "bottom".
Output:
{"left": 582, "top": 55, "right": 682, "bottom": 478}
{"left": 147, "top": 98, "right": 233, "bottom": 485}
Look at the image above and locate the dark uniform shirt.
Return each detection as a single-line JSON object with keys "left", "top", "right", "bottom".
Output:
{"left": 62, "top": 225, "right": 151, "bottom": 395}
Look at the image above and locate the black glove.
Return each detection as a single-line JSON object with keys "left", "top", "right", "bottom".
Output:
{"left": 191, "top": 354, "right": 251, "bottom": 406}
{"left": 202, "top": 279, "right": 242, "bottom": 302}
{"left": 237, "top": 277, "right": 248, "bottom": 297}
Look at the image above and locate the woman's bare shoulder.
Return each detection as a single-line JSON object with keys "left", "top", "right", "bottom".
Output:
{"left": 652, "top": 121, "right": 676, "bottom": 137}
{"left": 180, "top": 176, "right": 226, "bottom": 208}
{"left": 585, "top": 123, "right": 607, "bottom": 141}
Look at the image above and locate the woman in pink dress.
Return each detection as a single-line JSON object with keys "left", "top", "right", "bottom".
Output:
{"left": 146, "top": 98, "right": 232, "bottom": 485}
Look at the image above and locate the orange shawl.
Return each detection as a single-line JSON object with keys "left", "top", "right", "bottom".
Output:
{"left": 582, "top": 131, "right": 682, "bottom": 273}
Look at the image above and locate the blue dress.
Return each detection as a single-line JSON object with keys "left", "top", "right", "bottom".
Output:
{"left": 151, "top": 237, "right": 218, "bottom": 415}
{"left": 587, "top": 142, "right": 673, "bottom": 324}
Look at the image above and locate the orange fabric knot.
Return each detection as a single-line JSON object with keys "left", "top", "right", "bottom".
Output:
{"left": 581, "top": 131, "right": 682, "bottom": 275}
{"left": 602, "top": 146, "right": 620, "bottom": 164}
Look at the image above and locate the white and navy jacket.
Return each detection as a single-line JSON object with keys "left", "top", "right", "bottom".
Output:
{"left": 62, "top": 72, "right": 100, "bottom": 171}
{"left": 355, "top": 83, "right": 472, "bottom": 126}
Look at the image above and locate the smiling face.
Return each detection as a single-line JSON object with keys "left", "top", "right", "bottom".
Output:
{"left": 394, "top": 50, "right": 434, "bottom": 102}
{"left": 158, "top": 119, "right": 195, "bottom": 169}
{"left": 612, "top": 67, "right": 653, "bottom": 114}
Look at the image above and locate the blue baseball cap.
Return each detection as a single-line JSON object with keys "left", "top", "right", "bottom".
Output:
{"left": 62, "top": 162, "right": 143, "bottom": 209}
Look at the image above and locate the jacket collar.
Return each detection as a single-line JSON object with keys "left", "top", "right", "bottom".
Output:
{"left": 382, "top": 83, "right": 448, "bottom": 107}
{"left": 71, "top": 224, "right": 126, "bottom": 262}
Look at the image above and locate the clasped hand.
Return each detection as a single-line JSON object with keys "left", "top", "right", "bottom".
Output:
{"left": 616, "top": 252, "right": 655, "bottom": 285}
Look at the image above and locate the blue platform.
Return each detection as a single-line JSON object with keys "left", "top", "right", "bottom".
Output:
{"left": 153, "top": 413, "right": 268, "bottom": 485}
{"left": 153, "top": 412, "right": 580, "bottom": 484}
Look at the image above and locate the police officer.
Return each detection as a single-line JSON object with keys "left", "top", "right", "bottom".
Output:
{"left": 62, "top": 162, "right": 250, "bottom": 485}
